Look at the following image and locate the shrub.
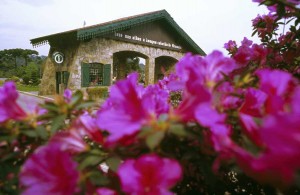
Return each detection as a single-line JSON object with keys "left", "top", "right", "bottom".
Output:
{"left": 5, "top": 76, "right": 20, "bottom": 83}
{"left": 22, "top": 75, "right": 30, "bottom": 85}
{"left": 86, "top": 86, "right": 109, "bottom": 100}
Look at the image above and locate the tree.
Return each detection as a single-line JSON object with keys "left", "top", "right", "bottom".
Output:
{"left": 21, "top": 49, "right": 39, "bottom": 66}
{"left": 0, "top": 48, "right": 39, "bottom": 68}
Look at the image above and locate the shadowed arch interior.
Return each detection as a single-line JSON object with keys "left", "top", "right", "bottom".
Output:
{"left": 113, "top": 51, "right": 148, "bottom": 83}
{"left": 155, "top": 56, "right": 178, "bottom": 82}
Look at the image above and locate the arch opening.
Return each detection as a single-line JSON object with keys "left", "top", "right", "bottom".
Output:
{"left": 154, "top": 56, "right": 178, "bottom": 82}
{"left": 113, "top": 51, "right": 148, "bottom": 84}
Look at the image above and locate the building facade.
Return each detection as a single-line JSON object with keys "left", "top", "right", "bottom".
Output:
{"left": 31, "top": 10, "right": 205, "bottom": 95}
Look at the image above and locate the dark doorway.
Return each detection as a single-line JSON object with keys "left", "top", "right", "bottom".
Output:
{"left": 155, "top": 56, "right": 177, "bottom": 82}
{"left": 56, "top": 71, "right": 70, "bottom": 94}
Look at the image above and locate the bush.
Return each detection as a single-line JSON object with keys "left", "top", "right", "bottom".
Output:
{"left": 22, "top": 75, "right": 30, "bottom": 85}
{"left": 5, "top": 76, "right": 20, "bottom": 83}
{"left": 86, "top": 86, "right": 109, "bottom": 100}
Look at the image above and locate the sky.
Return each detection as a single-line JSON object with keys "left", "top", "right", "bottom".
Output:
{"left": 0, "top": 0, "right": 268, "bottom": 56}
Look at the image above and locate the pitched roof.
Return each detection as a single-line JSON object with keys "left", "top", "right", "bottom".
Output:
{"left": 30, "top": 10, "right": 205, "bottom": 55}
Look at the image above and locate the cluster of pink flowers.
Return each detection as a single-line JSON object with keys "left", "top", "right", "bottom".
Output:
{"left": 0, "top": 82, "right": 27, "bottom": 122}
{"left": 252, "top": 13, "right": 278, "bottom": 40}
{"left": 8, "top": 49, "right": 299, "bottom": 193}
{"left": 224, "top": 37, "right": 268, "bottom": 67}
{"left": 96, "top": 73, "right": 169, "bottom": 146}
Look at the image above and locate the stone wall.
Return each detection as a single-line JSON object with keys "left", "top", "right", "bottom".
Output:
{"left": 40, "top": 37, "right": 185, "bottom": 94}
{"left": 69, "top": 37, "right": 184, "bottom": 90}
{"left": 38, "top": 57, "right": 56, "bottom": 95}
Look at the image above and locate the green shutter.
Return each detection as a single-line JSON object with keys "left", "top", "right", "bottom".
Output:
{"left": 81, "top": 63, "right": 90, "bottom": 87}
{"left": 103, "top": 64, "right": 111, "bottom": 86}
{"left": 63, "top": 71, "right": 70, "bottom": 86}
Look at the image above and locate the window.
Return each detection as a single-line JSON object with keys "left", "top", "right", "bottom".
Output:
{"left": 81, "top": 63, "right": 111, "bottom": 87}
{"left": 90, "top": 64, "right": 103, "bottom": 86}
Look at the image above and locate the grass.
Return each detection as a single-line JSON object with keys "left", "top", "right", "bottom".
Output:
{"left": 0, "top": 80, "right": 39, "bottom": 92}
{"left": 16, "top": 84, "right": 39, "bottom": 92}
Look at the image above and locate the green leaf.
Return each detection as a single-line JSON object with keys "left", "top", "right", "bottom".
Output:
{"left": 251, "top": 29, "right": 258, "bottom": 37}
{"left": 106, "top": 156, "right": 121, "bottom": 172}
{"left": 89, "top": 148, "right": 107, "bottom": 156}
{"left": 169, "top": 124, "right": 186, "bottom": 137}
{"left": 1, "top": 152, "right": 20, "bottom": 162}
{"left": 70, "top": 90, "right": 83, "bottom": 108}
{"left": 263, "top": 0, "right": 276, "bottom": 6}
{"left": 40, "top": 102, "right": 59, "bottom": 112}
{"left": 146, "top": 131, "right": 165, "bottom": 150}
{"left": 75, "top": 101, "right": 97, "bottom": 110}
{"left": 36, "top": 126, "right": 48, "bottom": 140}
{"left": 22, "top": 130, "right": 37, "bottom": 138}
{"left": 276, "top": 4, "right": 285, "bottom": 18}
{"left": 37, "top": 113, "right": 56, "bottom": 121}
{"left": 89, "top": 171, "right": 110, "bottom": 186}
{"left": 79, "top": 155, "right": 104, "bottom": 170}
{"left": 50, "top": 115, "right": 66, "bottom": 134}
{"left": 138, "top": 126, "right": 152, "bottom": 137}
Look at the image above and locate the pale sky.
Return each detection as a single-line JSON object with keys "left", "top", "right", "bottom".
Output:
{"left": 0, "top": 0, "right": 268, "bottom": 56}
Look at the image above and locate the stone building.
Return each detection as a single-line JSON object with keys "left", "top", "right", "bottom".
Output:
{"left": 31, "top": 10, "right": 205, "bottom": 95}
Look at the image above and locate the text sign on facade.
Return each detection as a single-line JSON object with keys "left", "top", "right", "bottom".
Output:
{"left": 114, "top": 32, "right": 182, "bottom": 50}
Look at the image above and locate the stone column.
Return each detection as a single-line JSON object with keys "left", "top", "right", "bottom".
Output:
{"left": 146, "top": 57, "right": 155, "bottom": 85}
{"left": 107, "top": 57, "right": 113, "bottom": 85}
{"left": 38, "top": 57, "right": 56, "bottom": 95}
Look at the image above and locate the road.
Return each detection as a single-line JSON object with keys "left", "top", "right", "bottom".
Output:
{"left": 17, "top": 92, "right": 53, "bottom": 113}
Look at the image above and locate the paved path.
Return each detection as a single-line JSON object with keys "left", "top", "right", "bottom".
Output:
{"left": 17, "top": 91, "right": 54, "bottom": 112}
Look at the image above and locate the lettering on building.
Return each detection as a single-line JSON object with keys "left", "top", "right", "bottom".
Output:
{"left": 113, "top": 32, "right": 182, "bottom": 50}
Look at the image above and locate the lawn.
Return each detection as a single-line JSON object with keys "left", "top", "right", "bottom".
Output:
{"left": 16, "top": 84, "right": 39, "bottom": 92}
{"left": 0, "top": 80, "right": 39, "bottom": 92}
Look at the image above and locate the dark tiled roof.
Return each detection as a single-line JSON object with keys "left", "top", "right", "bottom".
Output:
{"left": 30, "top": 10, "right": 205, "bottom": 55}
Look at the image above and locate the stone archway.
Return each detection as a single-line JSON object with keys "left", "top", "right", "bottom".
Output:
{"left": 113, "top": 51, "right": 148, "bottom": 84}
{"left": 154, "top": 56, "right": 178, "bottom": 82}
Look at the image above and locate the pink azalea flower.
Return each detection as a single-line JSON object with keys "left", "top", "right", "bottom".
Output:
{"left": 96, "top": 188, "right": 117, "bottom": 195}
{"left": 176, "top": 51, "right": 237, "bottom": 88}
{"left": 117, "top": 154, "right": 182, "bottom": 195}
{"left": 224, "top": 40, "right": 237, "bottom": 53}
{"left": 253, "top": 0, "right": 299, "bottom": 13}
{"left": 0, "top": 81, "right": 27, "bottom": 122}
{"left": 238, "top": 70, "right": 299, "bottom": 148}
{"left": 232, "top": 37, "right": 253, "bottom": 66}
{"left": 49, "top": 129, "right": 89, "bottom": 154}
{"left": 20, "top": 143, "right": 79, "bottom": 195}
{"left": 256, "top": 69, "right": 296, "bottom": 114}
{"left": 142, "top": 84, "right": 170, "bottom": 117}
{"left": 77, "top": 113, "right": 104, "bottom": 144}
{"left": 63, "top": 89, "right": 72, "bottom": 103}
{"left": 252, "top": 13, "right": 278, "bottom": 40}
{"left": 234, "top": 114, "right": 300, "bottom": 187}
{"left": 251, "top": 44, "right": 268, "bottom": 66}
{"left": 174, "top": 51, "right": 237, "bottom": 121}
{"left": 291, "top": 87, "right": 300, "bottom": 114}
{"left": 239, "top": 88, "right": 267, "bottom": 117}
{"left": 96, "top": 73, "right": 169, "bottom": 146}
{"left": 157, "top": 73, "right": 183, "bottom": 92}
{"left": 195, "top": 102, "right": 233, "bottom": 151}
{"left": 217, "top": 82, "right": 243, "bottom": 110}
{"left": 232, "top": 37, "right": 268, "bottom": 66}
{"left": 195, "top": 102, "right": 226, "bottom": 128}
{"left": 174, "top": 83, "right": 211, "bottom": 122}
